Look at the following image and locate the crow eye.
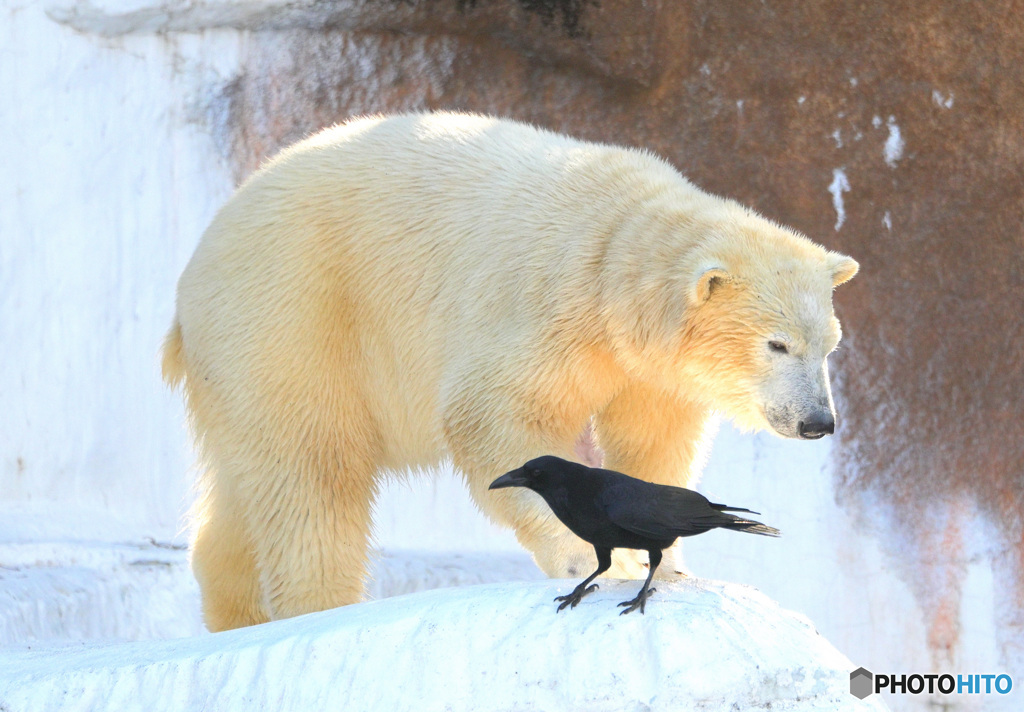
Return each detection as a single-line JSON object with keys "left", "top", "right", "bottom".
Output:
{"left": 768, "top": 340, "right": 789, "bottom": 354}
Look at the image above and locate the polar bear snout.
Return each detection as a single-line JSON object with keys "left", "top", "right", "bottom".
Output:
{"left": 765, "top": 404, "right": 835, "bottom": 440}
{"left": 797, "top": 412, "right": 835, "bottom": 439}
{"left": 763, "top": 391, "right": 837, "bottom": 440}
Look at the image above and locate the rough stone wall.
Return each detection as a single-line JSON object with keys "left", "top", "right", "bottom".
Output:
{"left": 51, "top": 0, "right": 1024, "bottom": 678}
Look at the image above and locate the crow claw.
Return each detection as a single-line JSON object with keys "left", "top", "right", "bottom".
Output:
{"left": 554, "top": 583, "right": 600, "bottom": 611}
{"left": 618, "top": 587, "right": 657, "bottom": 615}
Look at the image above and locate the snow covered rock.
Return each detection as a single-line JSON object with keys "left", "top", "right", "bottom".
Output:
{"left": 0, "top": 578, "right": 884, "bottom": 711}
{"left": 0, "top": 544, "right": 541, "bottom": 647}
{"left": 0, "top": 539, "right": 203, "bottom": 646}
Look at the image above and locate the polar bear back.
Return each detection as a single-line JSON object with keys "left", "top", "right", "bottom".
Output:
{"left": 173, "top": 113, "right": 683, "bottom": 467}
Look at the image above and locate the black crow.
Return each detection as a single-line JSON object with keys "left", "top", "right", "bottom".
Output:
{"left": 489, "top": 455, "right": 780, "bottom": 615}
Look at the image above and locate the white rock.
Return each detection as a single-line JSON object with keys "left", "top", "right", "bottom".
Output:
{"left": 0, "top": 544, "right": 542, "bottom": 647}
{"left": 0, "top": 579, "right": 888, "bottom": 712}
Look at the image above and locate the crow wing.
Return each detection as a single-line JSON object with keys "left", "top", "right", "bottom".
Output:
{"left": 600, "top": 481, "right": 724, "bottom": 539}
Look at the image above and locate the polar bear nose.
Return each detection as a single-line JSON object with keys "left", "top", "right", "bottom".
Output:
{"left": 797, "top": 414, "right": 835, "bottom": 439}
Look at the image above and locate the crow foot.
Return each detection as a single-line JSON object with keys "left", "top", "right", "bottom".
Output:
{"left": 555, "top": 583, "right": 599, "bottom": 612}
{"left": 618, "top": 586, "right": 657, "bottom": 615}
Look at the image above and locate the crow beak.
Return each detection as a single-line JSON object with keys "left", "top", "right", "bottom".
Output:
{"left": 489, "top": 467, "right": 528, "bottom": 490}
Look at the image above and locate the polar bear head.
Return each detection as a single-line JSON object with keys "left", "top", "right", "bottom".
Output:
{"left": 676, "top": 219, "right": 860, "bottom": 439}
{"left": 602, "top": 199, "right": 859, "bottom": 440}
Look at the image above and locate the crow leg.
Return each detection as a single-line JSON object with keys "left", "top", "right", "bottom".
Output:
{"left": 618, "top": 549, "right": 662, "bottom": 615}
{"left": 555, "top": 547, "right": 612, "bottom": 612}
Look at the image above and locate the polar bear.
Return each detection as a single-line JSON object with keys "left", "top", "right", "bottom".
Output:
{"left": 163, "top": 112, "right": 858, "bottom": 631}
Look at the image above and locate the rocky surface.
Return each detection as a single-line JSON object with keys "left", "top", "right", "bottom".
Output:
{"left": 0, "top": 578, "right": 887, "bottom": 712}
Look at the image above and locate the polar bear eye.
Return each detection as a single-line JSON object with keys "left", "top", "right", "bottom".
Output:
{"left": 768, "top": 340, "right": 789, "bottom": 354}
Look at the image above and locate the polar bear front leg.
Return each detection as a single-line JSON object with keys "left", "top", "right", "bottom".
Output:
{"left": 461, "top": 453, "right": 651, "bottom": 581}
{"left": 594, "top": 382, "right": 718, "bottom": 578}
{"left": 448, "top": 397, "right": 652, "bottom": 583}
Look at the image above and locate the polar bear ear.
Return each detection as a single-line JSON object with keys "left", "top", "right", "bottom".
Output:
{"left": 693, "top": 267, "right": 730, "bottom": 303}
{"left": 828, "top": 253, "right": 860, "bottom": 287}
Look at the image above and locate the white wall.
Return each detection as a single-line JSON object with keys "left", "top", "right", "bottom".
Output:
{"left": 1, "top": 4, "right": 243, "bottom": 537}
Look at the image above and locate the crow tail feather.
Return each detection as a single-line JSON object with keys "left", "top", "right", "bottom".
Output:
{"left": 721, "top": 518, "right": 781, "bottom": 537}
{"left": 711, "top": 503, "right": 760, "bottom": 515}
